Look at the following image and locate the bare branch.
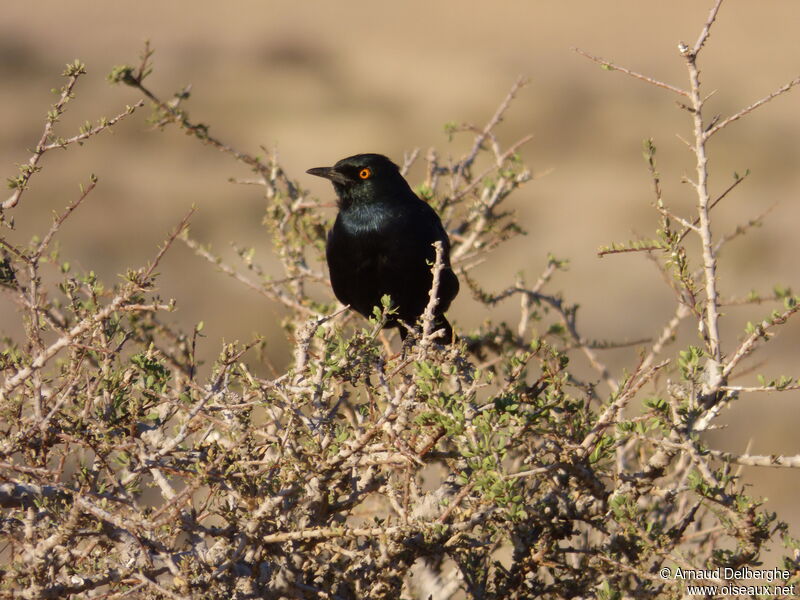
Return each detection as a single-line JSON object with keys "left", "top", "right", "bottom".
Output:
{"left": 34, "top": 175, "right": 98, "bottom": 259}
{"left": 722, "top": 301, "right": 800, "bottom": 381}
{"left": 40, "top": 100, "right": 145, "bottom": 151}
{"left": 3, "top": 67, "right": 85, "bottom": 210}
{"left": 706, "top": 75, "right": 800, "bottom": 138}
{"left": 572, "top": 47, "right": 689, "bottom": 97}
{"left": 720, "top": 384, "right": 800, "bottom": 393}
{"left": 684, "top": 41, "right": 723, "bottom": 362}
{"left": 691, "top": 0, "right": 725, "bottom": 55}
{"left": 180, "top": 232, "right": 317, "bottom": 317}
{"left": 420, "top": 240, "right": 446, "bottom": 346}
{"left": 1, "top": 283, "right": 148, "bottom": 399}
{"left": 709, "top": 449, "right": 800, "bottom": 469}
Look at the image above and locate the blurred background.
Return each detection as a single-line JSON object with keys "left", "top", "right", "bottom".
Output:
{"left": 2, "top": 0, "right": 799, "bottom": 546}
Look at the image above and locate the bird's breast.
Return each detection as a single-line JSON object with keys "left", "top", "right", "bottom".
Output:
{"left": 338, "top": 203, "right": 396, "bottom": 236}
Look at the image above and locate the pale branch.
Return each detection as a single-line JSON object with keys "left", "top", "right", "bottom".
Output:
{"left": 579, "top": 359, "right": 670, "bottom": 460}
{"left": 453, "top": 76, "right": 529, "bottom": 184}
{"left": 400, "top": 147, "right": 420, "bottom": 177}
{"left": 691, "top": 0, "right": 725, "bottom": 55}
{"left": 143, "top": 207, "right": 195, "bottom": 280}
{"left": 720, "top": 384, "right": 800, "bottom": 393}
{"left": 467, "top": 270, "right": 621, "bottom": 391}
{"left": 597, "top": 243, "right": 667, "bottom": 258}
{"left": 0, "top": 482, "right": 70, "bottom": 508}
{"left": 572, "top": 47, "right": 688, "bottom": 97}
{"left": 150, "top": 388, "right": 218, "bottom": 462}
{"left": 40, "top": 100, "right": 145, "bottom": 152}
{"left": 3, "top": 66, "right": 85, "bottom": 211}
{"left": 709, "top": 449, "right": 800, "bottom": 469}
{"left": 722, "top": 302, "right": 800, "bottom": 381}
{"left": 1, "top": 283, "right": 149, "bottom": 400}
{"left": 640, "top": 303, "right": 692, "bottom": 374}
{"left": 1, "top": 211, "right": 191, "bottom": 400}
{"left": 327, "top": 382, "right": 417, "bottom": 472}
{"left": 705, "top": 75, "right": 800, "bottom": 138}
{"left": 692, "top": 396, "right": 728, "bottom": 434}
{"left": 675, "top": 170, "right": 751, "bottom": 245}
{"left": 122, "top": 70, "right": 269, "bottom": 176}
{"left": 258, "top": 520, "right": 474, "bottom": 546}
{"left": 656, "top": 203, "right": 699, "bottom": 233}
{"left": 134, "top": 574, "right": 189, "bottom": 600}
{"left": 446, "top": 134, "right": 535, "bottom": 207}
{"left": 713, "top": 202, "right": 777, "bottom": 254}
{"left": 516, "top": 265, "right": 557, "bottom": 339}
{"left": 684, "top": 37, "right": 723, "bottom": 363}
{"left": 34, "top": 175, "right": 98, "bottom": 260}
{"left": 180, "top": 232, "right": 317, "bottom": 317}
{"left": 293, "top": 307, "right": 348, "bottom": 375}
{"left": 450, "top": 166, "right": 530, "bottom": 263}
{"left": 721, "top": 291, "right": 784, "bottom": 307}
{"left": 419, "top": 240, "right": 446, "bottom": 345}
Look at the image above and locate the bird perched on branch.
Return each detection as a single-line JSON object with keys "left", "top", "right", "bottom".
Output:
{"left": 307, "top": 153, "right": 459, "bottom": 342}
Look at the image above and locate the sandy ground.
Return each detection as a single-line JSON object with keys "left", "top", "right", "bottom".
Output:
{"left": 2, "top": 0, "right": 799, "bottom": 551}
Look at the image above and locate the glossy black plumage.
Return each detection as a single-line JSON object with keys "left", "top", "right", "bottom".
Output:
{"left": 307, "top": 153, "right": 459, "bottom": 342}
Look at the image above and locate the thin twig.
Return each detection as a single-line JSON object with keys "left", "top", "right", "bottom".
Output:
{"left": 572, "top": 48, "right": 688, "bottom": 97}
{"left": 34, "top": 176, "right": 98, "bottom": 259}
{"left": 675, "top": 171, "right": 750, "bottom": 244}
{"left": 3, "top": 67, "right": 85, "bottom": 210}
{"left": 40, "top": 100, "right": 145, "bottom": 152}
{"left": 720, "top": 384, "right": 800, "bottom": 393}
{"left": 722, "top": 302, "right": 800, "bottom": 380}
{"left": 709, "top": 449, "right": 800, "bottom": 469}
{"left": 691, "top": 0, "right": 725, "bottom": 55}
{"left": 705, "top": 75, "right": 800, "bottom": 138}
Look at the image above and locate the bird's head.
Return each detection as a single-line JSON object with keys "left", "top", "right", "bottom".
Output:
{"left": 306, "top": 153, "right": 411, "bottom": 208}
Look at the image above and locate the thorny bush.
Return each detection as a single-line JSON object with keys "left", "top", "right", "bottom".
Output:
{"left": 2, "top": 5, "right": 800, "bottom": 599}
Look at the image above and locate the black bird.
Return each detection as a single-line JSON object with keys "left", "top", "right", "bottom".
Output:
{"left": 307, "top": 153, "right": 459, "bottom": 342}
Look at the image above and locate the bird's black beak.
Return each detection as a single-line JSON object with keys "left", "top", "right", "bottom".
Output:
{"left": 306, "top": 166, "right": 349, "bottom": 185}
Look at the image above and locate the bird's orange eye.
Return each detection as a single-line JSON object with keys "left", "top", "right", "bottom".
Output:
{"left": 358, "top": 167, "right": 372, "bottom": 179}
